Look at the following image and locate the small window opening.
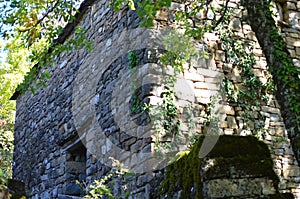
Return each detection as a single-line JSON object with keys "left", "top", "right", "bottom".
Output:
{"left": 64, "top": 141, "right": 87, "bottom": 197}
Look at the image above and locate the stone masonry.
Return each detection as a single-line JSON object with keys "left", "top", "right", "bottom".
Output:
{"left": 12, "top": 0, "right": 300, "bottom": 198}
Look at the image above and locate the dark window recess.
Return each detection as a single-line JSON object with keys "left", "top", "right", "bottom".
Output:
{"left": 64, "top": 141, "right": 87, "bottom": 196}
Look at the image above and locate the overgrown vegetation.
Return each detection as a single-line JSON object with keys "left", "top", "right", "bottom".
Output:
{"left": 82, "top": 159, "right": 132, "bottom": 199}
{"left": 269, "top": 27, "right": 300, "bottom": 125}
{"left": 217, "top": 8, "right": 271, "bottom": 130}
{"left": 159, "top": 135, "right": 286, "bottom": 199}
{"left": 127, "top": 48, "right": 182, "bottom": 153}
{"left": 241, "top": 0, "right": 300, "bottom": 162}
{"left": 0, "top": 38, "right": 34, "bottom": 181}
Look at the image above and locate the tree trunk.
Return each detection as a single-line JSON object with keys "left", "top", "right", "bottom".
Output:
{"left": 242, "top": 0, "right": 300, "bottom": 164}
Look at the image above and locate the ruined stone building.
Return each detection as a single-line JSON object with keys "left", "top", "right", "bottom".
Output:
{"left": 11, "top": 0, "right": 300, "bottom": 198}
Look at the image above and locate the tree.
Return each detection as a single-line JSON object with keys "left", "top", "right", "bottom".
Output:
{"left": 0, "top": 37, "right": 32, "bottom": 178}
{"left": 0, "top": 0, "right": 92, "bottom": 93}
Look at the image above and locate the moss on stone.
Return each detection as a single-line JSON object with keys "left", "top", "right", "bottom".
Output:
{"left": 159, "top": 136, "right": 204, "bottom": 199}
{"left": 159, "top": 135, "right": 283, "bottom": 198}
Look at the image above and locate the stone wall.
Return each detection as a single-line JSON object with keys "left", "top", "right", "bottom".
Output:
{"left": 12, "top": 0, "right": 300, "bottom": 198}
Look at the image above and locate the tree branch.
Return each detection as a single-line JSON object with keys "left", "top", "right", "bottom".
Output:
{"left": 212, "top": 0, "right": 229, "bottom": 30}
{"left": 18, "top": 0, "right": 61, "bottom": 33}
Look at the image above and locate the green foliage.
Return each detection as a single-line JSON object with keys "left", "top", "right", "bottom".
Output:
{"left": 0, "top": 0, "right": 298, "bottom": 196}
{"left": 0, "top": 169, "right": 8, "bottom": 191}
{"left": 112, "top": 0, "right": 172, "bottom": 27}
{"left": 0, "top": 38, "right": 33, "bottom": 179}
{"left": 269, "top": 28, "right": 300, "bottom": 126}
{"left": 160, "top": 30, "right": 209, "bottom": 73}
{"left": 127, "top": 55, "right": 181, "bottom": 153}
{"left": 83, "top": 159, "right": 132, "bottom": 199}
{"left": 216, "top": 11, "right": 270, "bottom": 129}
{"left": 110, "top": 0, "right": 136, "bottom": 11}
{"left": 84, "top": 174, "right": 115, "bottom": 199}
{"left": 129, "top": 91, "right": 143, "bottom": 115}
{"left": 151, "top": 29, "right": 210, "bottom": 152}
{"left": 128, "top": 50, "right": 150, "bottom": 117}
{"left": 128, "top": 50, "right": 139, "bottom": 70}
{"left": 0, "top": 0, "right": 77, "bottom": 44}
{"left": 150, "top": 77, "right": 181, "bottom": 153}
{"left": 0, "top": 131, "right": 14, "bottom": 178}
{"left": 0, "top": 0, "right": 93, "bottom": 93}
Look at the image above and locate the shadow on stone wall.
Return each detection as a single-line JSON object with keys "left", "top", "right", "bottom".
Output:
{"left": 153, "top": 135, "right": 295, "bottom": 199}
{"left": 0, "top": 179, "right": 25, "bottom": 199}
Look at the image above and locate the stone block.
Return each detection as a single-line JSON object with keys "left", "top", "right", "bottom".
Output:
{"left": 253, "top": 48, "right": 263, "bottom": 56}
{"left": 170, "top": 2, "right": 184, "bottom": 11}
{"left": 156, "top": 10, "right": 168, "bottom": 21}
{"left": 198, "top": 68, "right": 222, "bottom": 78}
{"left": 227, "top": 116, "right": 238, "bottom": 129}
{"left": 285, "top": 2, "right": 297, "bottom": 10}
{"left": 41, "top": 174, "right": 49, "bottom": 181}
{"left": 219, "top": 121, "right": 227, "bottom": 128}
{"left": 206, "top": 178, "right": 263, "bottom": 198}
{"left": 194, "top": 82, "right": 208, "bottom": 89}
{"left": 296, "top": 47, "right": 300, "bottom": 55}
{"left": 270, "top": 114, "right": 280, "bottom": 122}
{"left": 288, "top": 49, "right": 296, "bottom": 58}
{"left": 269, "top": 121, "right": 285, "bottom": 127}
{"left": 65, "top": 161, "right": 85, "bottom": 174}
{"left": 230, "top": 18, "right": 241, "bottom": 29}
{"left": 274, "top": 149, "right": 284, "bottom": 156}
{"left": 184, "top": 72, "right": 204, "bottom": 82}
{"left": 246, "top": 120, "right": 255, "bottom": 130}
{"left": 194, "top": 89, "right": 211, "bottom": 98}
{"left": 205, "top": 77, "right": 222, "bottom": 83}
{"left": 52, "top": 188, "right": 58, "bottom": 198}
{"left": 293, "top": 58, "right": 300, "bottom": 67}
{"left": 237, "top": 119, "right": 244, "bottom": 129}
{"left": 224, "top": 129, "right": 234, "bottom": 135}
{"left": 224, "top": 105, "right": 235, "bottom": 115}
{"left": 261, "top": 106, "right": 280, "bottom": 114}
{"left": 261, "top": 179, "right": 276, "bottom": 195}
{"left": 283, "top": 165, "right": 300, "bottom": 177}
{"left": 215, "top": 50, "right": 225, "bottom": 61}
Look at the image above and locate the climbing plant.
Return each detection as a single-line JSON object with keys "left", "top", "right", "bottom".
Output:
{"left": 241, "top": 0, "right": 300, "bottom": 162}
{"left": 127, "top": 48, "right": 182, "bottom": 153}
{"left": 217, "top": 8, "right": 271, "bottom": 131}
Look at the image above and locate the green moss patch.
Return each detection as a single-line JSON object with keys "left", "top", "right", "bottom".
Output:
{"left": 160, "top": 136, "right": 204, "bottom": 199}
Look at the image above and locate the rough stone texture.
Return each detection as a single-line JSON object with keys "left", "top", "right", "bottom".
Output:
{"left": 12, "top": 0, "right": 300, "bottom": 198}
{"left": 206, "top": 178, "right": 274, "bottom": 197}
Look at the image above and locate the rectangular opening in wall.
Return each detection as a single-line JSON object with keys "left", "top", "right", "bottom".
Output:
{"left": 64, "top": 140, "right": 87, "bottom": 197}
